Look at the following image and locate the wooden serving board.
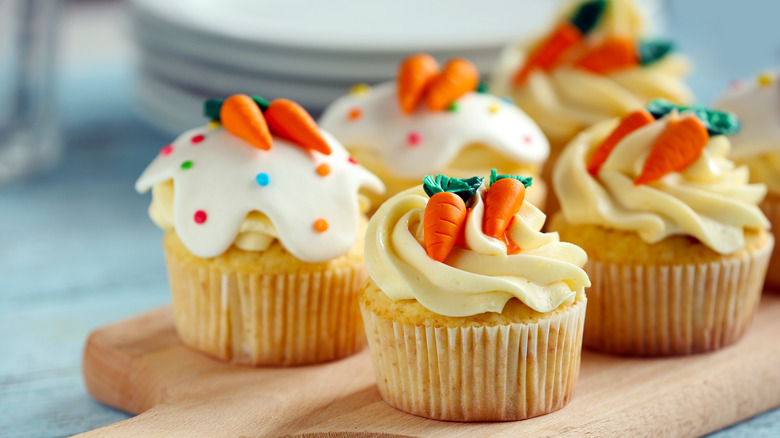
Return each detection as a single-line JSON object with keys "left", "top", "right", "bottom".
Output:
{"left": 80, "top": 294, "right": 780, "bottom": 438}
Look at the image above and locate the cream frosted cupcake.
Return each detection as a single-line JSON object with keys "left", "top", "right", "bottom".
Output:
{"left": 552, "top": 100, "right": 773, "bottom": 356}
{"left": 491, "top": 0, "right": 692, "bottom": 215}
{"left": 361, "top": 171, "right": 590, "bottom": 421}
{"left": 319, "top": 54, "right": 550, "bottom": 212}
{"left": 714, "top": 70, "right": 780, "bottom": 289}
{"left": 135, "top": 94, "right": 384, "bottom": 366}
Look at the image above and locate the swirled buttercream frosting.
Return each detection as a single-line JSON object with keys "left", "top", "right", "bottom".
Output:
{"left": 365, "top": 177, "right": 590, "bottom": 317}
{"left": 554, "top": 107, "right": 769, "bottom": 254}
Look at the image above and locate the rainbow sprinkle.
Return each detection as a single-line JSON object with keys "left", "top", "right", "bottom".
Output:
{"left": 349, "top": 83, "right": 372, "bottom": 97}
{"left": 758, "top": 73, "right": 774, "bottom": 87}
{"left": 314, "top": 218, "right": 328, "bottom": 232}
{"left": 255, "top": 172, "right": 270, "bottom": 186}
{"left": 193, "top": 210, "right": 207, "bottom": 224}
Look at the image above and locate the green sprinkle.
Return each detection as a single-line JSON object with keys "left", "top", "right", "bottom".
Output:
{"left": 423, "top": 174, "right": 483, "bottom": 202}
{"left": 646, "top": 99, "right": 741, "bottom": 136}
{"left": 570, "top": 0, "right": 606, "bottom": 35}
{"left": 181, "top": 160, "right": 193, "bottom": 170}
{"left": 448, "top": 102, "right": 459, "bottom": 112}
{"left": 639, "top": 39, "right": 675, "bottom": 66}
{"left": 488, "top": 169, "right": 533, "bottom": 188}
{"left": 476, "top": 80, "right": 489, "bottom": 94}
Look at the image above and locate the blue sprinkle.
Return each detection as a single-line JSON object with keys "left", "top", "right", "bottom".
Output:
{"left": 501, "top": 96, "right": 513, "bottom": 104}
{"left": 255, "top": 173, "right": 270, "bottom": 186}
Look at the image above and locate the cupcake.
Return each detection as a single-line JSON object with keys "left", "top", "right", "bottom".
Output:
{"left": 319, "top": 54, "right": 550, "bottom": 212}
{"left": 361, "top": 170, "right": 590, "bottom": 421}
{"left": 491, "top": 0, "right": 692, "bottom": 214}
{"left": 135, "top": 94, "right": 384, "bottom": 366}
{"left": 714, "top": 70, "right": 780, "bottom": 289}
{"left": 551, "top": 100, "right": 773, "bottom": 356}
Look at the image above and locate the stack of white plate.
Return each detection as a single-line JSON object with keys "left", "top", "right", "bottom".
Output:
{"left": 130, "top": 0, "right": 560, "bottom": 133}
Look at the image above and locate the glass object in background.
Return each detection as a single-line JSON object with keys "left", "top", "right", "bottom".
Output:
{"left": 0, "top": 0, "right": 60, "bottom": 184}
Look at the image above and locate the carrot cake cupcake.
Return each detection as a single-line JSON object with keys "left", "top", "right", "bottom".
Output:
{"left": 361, "top": 170, "right": 590, "bottom": 421}
{"left": 135, "top": 94, "right": 384, "bottom": 366}
{"left": 491, "top": 0, "right": 692, "bottom": 214}
{"left": 552, "top": 100, "right": 773, "bottom": 356}
{"left": 714, "top": 70, "right": 780, "bottom": 289}
{"left": 319, "top": 54, "right": 549, "bottom": 212}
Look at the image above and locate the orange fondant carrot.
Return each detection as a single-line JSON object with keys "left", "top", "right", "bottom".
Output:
{"left": 397, "top": 53, "right": 440, "bottom": 114}
{"left": 634, "top": 116, "right": 709, "bottom": 185}
{"left": 574, "top": 36, "right": 638, "bottom": 74}
{"left": 587, "top": 109, "right": 655, "bottom": 176}
{"left": 424, "top": 191, "right": 468, "bottom": 262}
{"left": 264, "top": 99, "right": 331, "bottom": 155}
{"left": 512, "top": 22, "right": 583, "bottom": 86}
{"left": 482, "top": 178, "right": 526, "bottom": 240}
{"left": 425, "top": 58, "right": 479, "bottom": 111}
{"left": 220, "top": 94, "right": 272, "bottom": 150}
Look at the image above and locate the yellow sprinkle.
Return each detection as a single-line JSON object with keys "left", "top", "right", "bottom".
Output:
{"left": 488, "top": 102, "right": 501, "bottom": 114}
{"left": 757, "top": 73, "right": 774, "bottom": 87}
{"left": 349, "top": 83, "right": 372, "bottom": 97}
{"left": 208, "top": 121, "right": 222, "bottom": 129}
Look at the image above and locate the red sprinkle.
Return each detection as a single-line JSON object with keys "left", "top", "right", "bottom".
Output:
{"left": 523, "top": 135, "right": 532, "bottom": 144}
{"left": 193, "top": 210, "right": 207, "bottom": 224}
{"left": 160, "top": 144, "right": 173, "bottom": 156}
{"left": 407, "top": 131, "right": 421, "bottom": 146}
{"left": 347, "top": 156, "right": 359, "bottom": 164}
{"left": 191, "top": 134, "right": 205, "bottom": 144}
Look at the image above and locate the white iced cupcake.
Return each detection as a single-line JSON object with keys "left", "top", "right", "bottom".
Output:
{"left": 136, "top": 94, "right": 384, "bottom": 366}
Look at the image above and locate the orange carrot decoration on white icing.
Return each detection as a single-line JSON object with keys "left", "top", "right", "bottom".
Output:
{"left": 220, "top": 94, "right": 272, "bottom": 150}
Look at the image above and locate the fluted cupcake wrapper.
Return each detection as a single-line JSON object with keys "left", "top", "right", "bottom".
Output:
{"left": 164, "top": 252, "right": 367, "bottom": 366}
{"left": 584, "top": 238, "right": 773, "bottom": 356}
{"left": 761, "top": 198, "right": 780, "bottom": 290}
{"left": 360, "top": 299, "right": 587, "bottom": 422}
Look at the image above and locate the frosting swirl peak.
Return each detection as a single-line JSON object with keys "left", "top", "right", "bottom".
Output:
{"left": 365, "top": 184, "right": 590, "bottom": 317}
{"left": 554, "top": 112, "right": 769, "bottom": 254}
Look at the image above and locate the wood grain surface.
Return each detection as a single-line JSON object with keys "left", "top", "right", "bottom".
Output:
{"left": 79, "top": 294, "right": 780, "bottom": 438}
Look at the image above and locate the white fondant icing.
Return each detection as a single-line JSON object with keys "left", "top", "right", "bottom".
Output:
{"left": 318, "top": 82, "right": 549, "bottom": 179}
{"left": 136, "top": 125, "right": 384, "bottom": 262}
{"left": 713, "top": 70, "right": 780, "bottom": 160}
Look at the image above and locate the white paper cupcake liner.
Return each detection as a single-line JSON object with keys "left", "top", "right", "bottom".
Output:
{"left": 583, "top": 237, "right": 773, "bottom": 356}
{"left": 165, "top": 252, "right": 367, "bottom": 366}
{"left": 360, "top": 297, "right": 586, "bottom": 422}
{"left": 761, "top": 197, "right": 780, "bottom": 290}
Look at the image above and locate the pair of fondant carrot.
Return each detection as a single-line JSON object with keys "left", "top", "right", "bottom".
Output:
{"left": 423, "top": 173, "right": 529, "bottom": 262}
{"left": 512, "top": 0, "right": 606, "bottom": 85}
{"left": 397, "top": 54, "right": 480, "bottom": 114}
{"left": 220, "top": 94, "right": 331, "bottom": 155}
{"left": 587, "top": 108, "right": 710, "bottom": 184}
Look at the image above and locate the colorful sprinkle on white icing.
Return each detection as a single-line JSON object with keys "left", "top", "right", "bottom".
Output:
{"left": 714, "top": 69, "right": 780, "bottom": 160}
{"left": 319, "top": 82, "right": 549, "bottom": 179}
{"left": 136, "top": 126, "right": 384, "bottom": 262}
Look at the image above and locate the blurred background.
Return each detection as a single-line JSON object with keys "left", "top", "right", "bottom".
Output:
{"left": 1, "top": 0, "right": 779, "bottom": 436}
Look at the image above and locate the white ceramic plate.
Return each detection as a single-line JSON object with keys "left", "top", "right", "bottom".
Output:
{"left": 140, "top": 49, "right": 354, "bottom": 109}
{"left": 133, "top": 15, "right": 510, "bottom": 82}
{"left": 131, "top": 0, "right": 557, "bottom": 53}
